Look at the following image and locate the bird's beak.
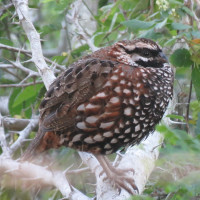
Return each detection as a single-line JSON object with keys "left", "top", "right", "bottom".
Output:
{"left": 159, "top": 51, "right": 168, "bottom": 61}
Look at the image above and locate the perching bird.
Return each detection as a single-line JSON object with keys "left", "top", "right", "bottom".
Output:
{"left": 23, "top": 38, "right": 174, "bottom": 194}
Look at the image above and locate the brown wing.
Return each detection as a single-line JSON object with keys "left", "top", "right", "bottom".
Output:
{"left": 21, "top": 58, "right": 116, "bottom": 160}
{"left": 39, "top": 58, "right": 116, "bottom": 132}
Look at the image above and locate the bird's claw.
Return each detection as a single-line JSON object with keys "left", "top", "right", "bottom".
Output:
{"left": 100, "top": 167, "right": 138, "bottom": 195}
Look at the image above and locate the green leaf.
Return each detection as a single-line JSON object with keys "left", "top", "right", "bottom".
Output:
{"left": 156, "top": 125, "right": 178, "bottom": 145}
{"left": 171, "top": 22, "right": 191, "bottom": 30}
{"left": 155, "top": 18, "right": 167, "bottom": 30}
{"left": 121, "top": 19, "right": 155, "bottom": 31}
{"left": 13, "top": 84, "right": 43, "bottom": 107}
{"left": 128, "top": 0, "right": 149, "bottom": 15}
{"left": 24, "top": 107, "right": 32, "bottom": 119}
{"left": 40, "top": 24, "right": 61, "bottom": 36}
{"left": 0, "top": 37, "right": 13, "bottom": 46}
{"left": 94, "top": 32, "right": 105, "bottom": 46}
{"left": 169, "top": 49, "right": 193, "bottom": 68}
{"left": 166, "top": 114, "right": 185, "bottom": 121}
{"left": 129, "top": 195, "right": 154, "bottom": 200}
{"left": 98, "top": 0, "right": 109, "bottom": 8}
{"left": 0, "top": 12, "right": 9, "bottom": 21}
{"left": 182, "top": 6, "right": 194, "bottom": 17}
{"left": 195, "top": 113, "right": 200, "bottom": 134}
{"left": 164, "top": 38, "right": 177, "bottom": 46}
{"left": 41, "top": 0, "right": 54, "bottom": 3}
{"left": 100, "top": 1, "right": 121, "bottom": 23}
{"left": 192, "top": 66, "right": 200, "bottom": 101}
{"left": 191, "top": 31, "right": 200, "bottom": 38}
{"left": 71, "top": 44, "right": 89, "bottom": 58}
{"left": 9, "top": 88, "right": 23, "bottom": 116}
{"left": 140, "top": 28, "right": 162, "bottom": 40}
{"left": 100, "top": 4, "right": 113, "bottom": 13}
{"left": 175, "top": 171, "right": 200, "bottom": 197}
{"left": 52, "top": 55, "right": 66, "bottom": 64}
{"left": 190, "top": 100, "right": 200, "bottom": 120}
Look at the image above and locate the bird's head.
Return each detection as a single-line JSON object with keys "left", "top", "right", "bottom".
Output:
{"left": 108, "top": 38, "right": 168, "bottom": 68}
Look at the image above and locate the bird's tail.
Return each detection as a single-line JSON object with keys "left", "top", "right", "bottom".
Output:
{"left": 21, "top": 128, "right": 46, "bottom": 161}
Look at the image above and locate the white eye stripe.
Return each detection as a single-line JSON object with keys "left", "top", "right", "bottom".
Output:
{"left": 131, "top": 54, "right": 154, "bottom": 62}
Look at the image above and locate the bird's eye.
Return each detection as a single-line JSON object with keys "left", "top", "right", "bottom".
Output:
{"left": 142, "top": 50, "right": 151, "bottom": 57}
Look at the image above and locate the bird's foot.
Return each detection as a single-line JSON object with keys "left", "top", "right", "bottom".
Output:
{"left": 96, "top": 155, "right": 138, "bottom": 195}
{"left": 103, "top": 167, "right": 138, "bottom": 194}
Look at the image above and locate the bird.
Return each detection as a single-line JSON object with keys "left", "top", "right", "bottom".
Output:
{"left": 22, "top": 38, "right": 174, "bottom": 194}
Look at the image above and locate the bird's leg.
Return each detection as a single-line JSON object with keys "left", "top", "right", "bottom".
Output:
{"left": 95, "top": 155, "right": 138, "bottom": 195}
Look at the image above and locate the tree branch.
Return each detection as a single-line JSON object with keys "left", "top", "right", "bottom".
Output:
{"left": 2, "top": 117, "right": 38, "bottom": 131}
{"left": 0, "top": 157, "right": 72, "bottom": 197}
{"left": 12, "top": 0, "right": 55, "bottom": 89}
{"left": 66, "top": 0, "right": 99, "bottom": 52}
{"left": 10, "top": 117, "right": 38, "bottom": 154}
{"left": 0, "top": 113, "right": 11, "bottom": 157}
{"left": 0, "top": 3, "right": 13, "bottom": 17}
{"left": 0, "top": 43, "right": 65, "bottom": 71}
{"left": 0, "top": 81, "right": 43, "bottom": 88}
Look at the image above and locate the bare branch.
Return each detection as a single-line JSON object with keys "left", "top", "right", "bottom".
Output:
{"left": 0, "top": 113, "right": 11, "bottom": 157}
{"left": 0, "top": 43, "right": 65, "bottom": 71}
{"left": 7, "top": 59, "right": 39, "bottom": 76}
{"left": 12, "top": 0, "right": 56, "bottom": 89}
{"left": 2, "top": 0, "right": 55, "bottom": 88}
{"left": 2, "top": 117, "right": 38, "bottom": 131}
{"left": 0, "top": 157, "right": 73, "bottom": 198}
{"left": 67, "top": 167, "right": 89, "bottom": 175}
{"left": 66, "top": 0, "right": 99, "bottom": 52}
{"left": 185, "top": 67, "right": 193, "bottom": 133}
{"left": 0, "top": 3, "right": 13, "bottom": 17}
{"left": 1, "top": 116, "right": 90, "bottom": 199}
{"left": 0, "top": 43, "right": 30, "bottom": 55}
{"left": 1, "top": 67, "right": 22, "bottom": 80}
{"left": 0, "top": 81, "right": 43, "bottom": 88}
{"left": 1, "top": 58, "right": 41, "bottom": 86}
{"left": 191, "top": 0, "right": 200, "bottom": 29}
{"left": 0, "top": 64, "right": 15, "bottom": 69}
{"left": 10, "top": 117, "right": 38, "bottom": 154}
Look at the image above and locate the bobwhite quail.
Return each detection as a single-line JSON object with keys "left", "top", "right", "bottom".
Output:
{"left": 23, "top": 38, "right": 174, "bottom": 194}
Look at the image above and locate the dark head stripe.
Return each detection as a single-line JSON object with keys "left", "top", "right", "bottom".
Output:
{"left": 136, "top": 59, "right": 164, "bottom": 68}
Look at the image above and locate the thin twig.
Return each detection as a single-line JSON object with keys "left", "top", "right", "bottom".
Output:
{"left": 0, "top": 113, "right": 11, "bottom": 157}
{"left": 0, "top": 3, "right": 13, "bottom": 17}
{"left": 1, "top": 67, "right": 21, "bottom": 80}
{"left": 0, "top": 43, "right": 65, "bottom": 71}
{"left": 10, "top": 117, "right": 38, "bottom": 154}
{"left": 82, "top": 0, "right": 96, "bottom": 20}
{"left": 165, "top": 192, "right": 175, "bottom": 200}
{"left": 0, "top": 81, "right": 43, "bottom": 88}
{"left": 67, "top": 167, "right": 89, "bottom": 175}
{"left": 0, "top": 64, "right": 16, "bottom": 68}
{"left": 6, "top": 58, "right": 39, "bottom": 76}
{"left": 12, "top": 0, "right": 55, "bottom": 89}
{"left": 185, "top": 64, "right": 193, "bottom": 133}
{"left": 66, "top": 0, "right": 99, "bottom": 52}
{"left": 149, "top": 0, "right": 154, "bottom": 15}
{"left": 0, "top": 157, "right": 74, "bottom": 198}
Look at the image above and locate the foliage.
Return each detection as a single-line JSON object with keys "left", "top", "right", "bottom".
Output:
{"left": 0, "top": 0, "right": 200, "bottom": 199}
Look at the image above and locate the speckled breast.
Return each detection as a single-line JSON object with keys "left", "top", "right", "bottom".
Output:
{"left": 60, "top": 64, "right": 173, "bottom": 155}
